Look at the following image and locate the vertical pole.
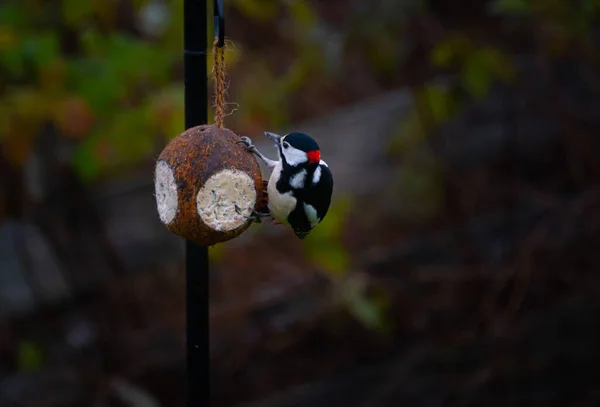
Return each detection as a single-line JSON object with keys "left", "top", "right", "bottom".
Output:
{"left": 184, "top": 0, "right": 208, "bottom": 405}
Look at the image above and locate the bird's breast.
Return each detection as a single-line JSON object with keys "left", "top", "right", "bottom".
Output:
{"left": 268, "top": 165, "right": 296, "bottom": 224}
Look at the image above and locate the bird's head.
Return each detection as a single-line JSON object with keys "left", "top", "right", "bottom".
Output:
{"left": 265, "top": 131, "right": 321, "bottom": 169}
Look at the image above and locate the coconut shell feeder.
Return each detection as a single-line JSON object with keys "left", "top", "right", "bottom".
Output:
{"left": 155, "top": 20, "right": 263, "bottom": 247}
{"left": 155, "top": 124, "right": 263, "bottom": 246}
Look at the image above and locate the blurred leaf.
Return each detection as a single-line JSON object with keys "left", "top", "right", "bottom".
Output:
{"left": 308, "top": 197, "right": 351, "bottom": 241}
{"left": 0, "top": 106, "right": 10, "bottom": 140}
{"left": 340, "top": 276, "right": 389, "bottom": 333}
{"left": 72, "top": 138, "right": 101, "bottom": 182}
{"left": 305, "top": 198, "right": 352, "bottom": 275}
{"left": 7, "top": 87, "right": 48, "bottom": 122}
{"left": 0, "top": 46, "right": 24, "bottom": 76}
{"left": 91, "top": 0, "right": 118, "bottom": 27}
{"left": 430, "top": 34, "right": 470, "bottom": 68}
{"left": 17, "top": 340, "right": 43, "bottom": 372}
{"left": 21, "top": 31, "right": 60, "bottom": 68}
{"left": 131, "top": 0, "right": 152, "bottom": 10}
{"left": 363, "top": 27, "right": 400, "bottom": 77}
{"left": 71, "top": 59, "right": 121, "bottom": 115}
{"left": 0, "top": 23, "right": 24, "bottom": 75}
{"left": 388, "top": 109, "right": 427, "bottom": 157}
{"left": 393, "top": 163, "right": 443, "bottom": 220}
{"left": 107, "top": 107, "right": 155, "bottom": 167}
{"left": 489, "top": 0, "right": 531, "bottom": 15}
{"left": 581, "top": 0, "right": 600, "bottom": 14}
{"left": 461, "top": 47, "right": 515, "bottom": 98}
{"left": 0, "top": 87, "right": 49, "bottom": 166}
{"left": 481, "top": 47, "right": 516, "bottom": 82}
{"left": 280, "top": 60, "right": 311, "bottom": 93}
{"left": 61, "top": 0, "right": 93, "bottom": 26}
{"left": 0, "top": 25, "right": 18, "bottom": 50}
{"left": 287, "top": 0, "right": 318, "bottom": 30}
{"left": 38, "top": 58, "right": 67, "bottom": 91}
{"left": 234, "top": 0, "right": 279, "bottom": 21}
{"left": 148, "top": 85, "right": 185, "bottom": 138}
{"left": 419, "top": 84, "right": 456, "bottom": 124}
{"left": 80, "top": 29, "right": 107, "bottom": 57}
{"left": 461, "top": 52, "right": 492, "bottom": 98}
{"left": 238, "top": 62, "right": 290, "bottom": 129}
{"left": 54, "top": 95, "right": 95, "bottom": 140}
{"left": 0, "top": 4, "right": 28, "bottom": 29}
{"left": 157, "top": 0, "right": 183, "bottom": 49}
{"left": 1, "top": 124, "right": 34, "bottom": 167}
{"left": 308, "top": 243, "right": 350, "bottom": 275}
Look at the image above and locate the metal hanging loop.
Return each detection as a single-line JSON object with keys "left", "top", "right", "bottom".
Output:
{"left": 213, "top": 0, "right": 225, "bottom": 47}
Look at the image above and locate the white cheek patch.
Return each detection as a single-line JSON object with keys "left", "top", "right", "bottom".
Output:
{"left": 283, "top": 146, "right": 308, "bottom": 167}
{"left": 312, "top": 166, "right": 321, "bottom": 185}
{"left": 303, "top": 203, "right": 320, "bottom": 228}
{"left": 290, "top": 169, "right": 307, "bottom": 189}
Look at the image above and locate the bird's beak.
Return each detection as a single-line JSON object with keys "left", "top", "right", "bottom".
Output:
{"left": 264, "top": 131, "right": 282, "bottom": 143}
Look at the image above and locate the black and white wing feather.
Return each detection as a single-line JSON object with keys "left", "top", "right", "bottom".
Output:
{"left": 287, "top": 161, "right": 333, "bottom": 238}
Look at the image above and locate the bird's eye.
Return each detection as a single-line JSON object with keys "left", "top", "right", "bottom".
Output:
{"left": 283, "top": 142, "right": 290, "bottom": 149}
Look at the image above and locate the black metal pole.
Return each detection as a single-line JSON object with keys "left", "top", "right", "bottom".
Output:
{"left": 184, "top": 0, "right": 208, "bottom": 405}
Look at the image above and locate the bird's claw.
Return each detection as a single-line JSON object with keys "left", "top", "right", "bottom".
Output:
{"left": 245, "top": 210, "right": 270, "bottom": 224}
{"left": 236, "top": 136, "right": 256, "bottom": 152}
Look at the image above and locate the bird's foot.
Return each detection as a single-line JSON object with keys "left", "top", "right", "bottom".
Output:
{"left": 244, "top": 209, "right": 271, "bottom": 224}
{"left": 236, "top": 136, "right": 257, "bottom": 153}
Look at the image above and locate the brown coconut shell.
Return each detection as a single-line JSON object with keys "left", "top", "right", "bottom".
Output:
{"left": 154, "top": 124, "right": 263, "bottom": 246}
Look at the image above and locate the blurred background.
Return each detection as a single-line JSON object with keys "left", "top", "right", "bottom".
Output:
{"left": 2, "top": 0, "right": 600, "bottom": 406}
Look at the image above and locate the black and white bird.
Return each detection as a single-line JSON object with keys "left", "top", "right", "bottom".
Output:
{"left": 238, "top": 131, "right": 334, "bottom": 239}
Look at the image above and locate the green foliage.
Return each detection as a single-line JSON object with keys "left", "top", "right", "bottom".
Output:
{"left": 287, "top": 0, "right": 318, "bottom": 30}
{"left": 0, "top": 0, "right": 182, "bottom": 179}
{"left": 338, "top": 275, "right": 390, "bottom": 334}
{"left": 72, "top": 136, "right": 102, "bottom": 182}
{"left": 490, "top": 0, "right": 600, "bottom": 53}
{"left": 233, "top": 0, "right": 279, "bottom": 21}
{"left": 237, "top": 61, "right": 291, "bottom": 130}
{"left": 304, "top": 197, "right": 351, "bottom": 275}
{"left": 303, "top": 197, "right": 391, "bottom": 333}
{"left": 393, "top": 160, "right": 444, "bottom": 220}
{"left": 489, "top": 0, "right": 531, "bottom": 15}
{"left": 4, "top": 0, "right": 595, "bottom": 336}
{"left": 420, "top": 84, "right": 458, "bottom": 123}
{"left": 431, "top": 36, "right": 515, "bottom": 100}
{"left": 0, "top": 0, "right": 415, "bottom": 183}
{"left": 17, "top": 340, "right": 44, "bottom": 372}
{"left": 462, "top": 47, "right": 515, "bottom": 98}
{"left": 232, "top": 0, "right": 328, "bottom": 130}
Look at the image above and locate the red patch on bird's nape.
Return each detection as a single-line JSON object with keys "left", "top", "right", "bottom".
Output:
{"left": 306, "top": 150, "right": 320, "bottom": 163}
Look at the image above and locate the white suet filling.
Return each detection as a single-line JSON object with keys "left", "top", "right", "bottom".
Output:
{"left": 196, "top": 169, "right": 256, "bottom": 232}
{"left": 155, "top": 160, "right": 178, "bottom": 225}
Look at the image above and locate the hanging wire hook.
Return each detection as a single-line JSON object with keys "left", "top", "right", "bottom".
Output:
{"left": 213, "top": 0, "right": 225, "bottom": 48}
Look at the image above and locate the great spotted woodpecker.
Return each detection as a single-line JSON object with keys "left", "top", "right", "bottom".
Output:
{"left": 238, "top": 131, "right": 333, "bottom": 239}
